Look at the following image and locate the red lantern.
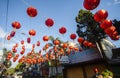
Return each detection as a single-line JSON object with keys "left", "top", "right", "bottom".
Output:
{"left": 21, "top": 40, "right": 24, "bottom": 45}
{"left": 62, "top": 43, "right": 68, "bottom": 49}
{"left": 45, "top": 18, "right": 54, "bottom": 27}
{"left": 10, "top": 31, "right": 16, "bottom": 37}
{"left": 43, "top": 36, "right": 49, "bottom": 41}
{"left": 27, "top": 6, "right": 37, "bottom": 17}
{"left": 109, "top": 31, "right": 119, "bottom": 40}
{"left": 7, "top": 35, "right": 11, "bottom": 40}
{"left": 83, "top": 0, "right": 100, "bottom": 10}
{"left": 29, "top": 29, "right": 36, "bottom": 36}
{"left": 12, "top": 21, "right": 21, "bottom": 30}
{"left": 22, "top": 45, "right": 25, "bottom": 50}
{"left": 94, "top": 9, "right": 108, "bottom": 22}
{"left": 15, "top": 54, "right": 19, "bottom": 57}
{"left": 20, "top": 51, "right": 25, "bottom": 55}
{"left": 112, "top": 31, "right": 119, "bottom": 37}
{"left": 110, "top": 35, "right": 119, "bottom": 40}
{"left": 74, "top": 47, "right": 79, "bottom": 52}
{"left": 70, "top": 33, "right": 77, "bottom": 40}
{"left": 45, "top": 44, "right": 50, "bottom": 49}
{"left": 27, "top": 37, "right": 31, "bottom": 43}
{"left": 54, "top": 40, "right": 60, "bottom": 45}
{"left": 36, "top": 41, "right": 40, "bottom": 46}
{"left": 83, "top": 40, "right": 89, "bottom": 46}
{"left": 77, "top": 37, "right": 84, "bottom": 43}
{"left": 104, "top": 26, "right": 116, "bottom": 35}
{"left": 59, "top": 27, "right": 67, "bottom": 34}
{"left": 87, "top": 42, "right": 93, "bottom": 47}
{"left": 100, "top": 19, "right": 112, "bottom": 29}
{"left": 12, "top": 49, "right": 17, "bottom": 53}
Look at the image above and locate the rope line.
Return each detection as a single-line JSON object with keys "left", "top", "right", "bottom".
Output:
{"left": 3, "top": 0, "right": 9, "bottom": 48}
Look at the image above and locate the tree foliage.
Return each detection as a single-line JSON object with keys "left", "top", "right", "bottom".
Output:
{"left": 101, "top": 69, "right": 113, "bottom": 78}
{"left": 15, "top": 62, "right": 26, "bottom": 72}
{"left": 113, "top": 19, "right": 120, "bottom": 34}
{"left": 76, "top": 9, "right": 120, "bottom": 43}
{"left": 76, "top": 9, "right": 107, "bottom": 43}
{"left": 4, "top": 68, "right": 15, "bottom": 75}
{"left": 2, "top": 48, "right": 13, "bottom": 68}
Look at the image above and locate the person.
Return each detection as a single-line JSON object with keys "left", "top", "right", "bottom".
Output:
{"left": 98, "top": 75, "right": 103, "bottom": 78}
{"left": 92, "top": 68, "right": 103, "bottom": 78}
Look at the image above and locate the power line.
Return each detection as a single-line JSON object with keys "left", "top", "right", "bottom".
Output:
{"left": 3, "top": 0, "right": 9, "bottom": 48}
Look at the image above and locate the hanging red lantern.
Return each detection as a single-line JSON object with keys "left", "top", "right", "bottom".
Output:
{"left": 112, "top": 31, "right": 119, "bottom": 37}
{"left": 27, "top": 37, "right": 31, "bottom": 43}
{"left": 83, "top": 40, "right": 89, "bottom": 46}
{"left": 22, "top": 45, "right": 25, "bottom": 50}
{"left": 36, "top": 41, "right": 40, "bottom": 46}
{"left": 27, "top": 29, "right": 36, "bottom": 43}
{"left": 77, "top": 37, "right": 84, "bottom": 43}
{"left": 70, "top": 33, "right": 77, "bottom": 40}
{"left": 83, "top": 0, "right": 100, "bottom": 10}
{"left": 10, "top": 31, "right": 16, "bottom": 37}
{"left": 74, "top": 47, "right": 79, "bottom": 52}
{"left": 26, "top": 6, "right": 37, "bottom": 17}
{"left": 54, "top": 40, "right": 60, "bottom": 45}
{"left": 12, "top": 48, "right": 17, "bottom": 53}
{"left": 69, "top": 46, "right": 73, "bottom": 50}
{"left": 109, "top": 31, "right": 119, "bottom": 40}
{"left": 100, "top": 19, "right": 112, "bottom": 29}
{"left": 104, "top": 26, "right": 116, "bottom": 35}
{"left": 21, "top": 40, "right": 24, "bottom": 45}
{"left": 15, "top": 54, "right": 19, "bottom": 57}
{"left": 94, "top": 9, "right": 108, "bottom": 22}
{"left": 62, "top": 43, "right": 68, "bottom": 49}
{"left": 12, "top": 21, "right": 21, "bottom": 30}
{"left": 110, "top": 35, "right": 119, "bottom": 40}
{"left": 59, "top": 27, "right": 67, "bottom": 35}
{"left": 7, "top": 35, "right": 11, "bottom": 40}
{"left": 29, "top": 29, "right": 36, "bottom": 36}
{"left": 45, "top": 44, "right": 50, "bottom": 49}
{"left": 87, "top": 42, "right": 93, "bottom": 48}
{"left": 20, "top": 51, "right": 25, "bottom": 55}
{"left": 45, "top": 18, "right": 54, "bottom": 27}
{"left": 43, "top": 36, "right": 49, "bottom": 41}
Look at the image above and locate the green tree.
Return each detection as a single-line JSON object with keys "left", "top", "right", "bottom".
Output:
{"left": 2, "top": 48, "right": 13, "bottom": 68}
{"left": 113, "top": 19, "right": 120, "bottom": 34}
{"left": 101, "top": 69, "right": 113, "bottom": 78}
{"left": 76, "top": 9, "right": 106, "bottom": 43}
{"left": 75, "top": 9, "right": 119, "bottom": 63}
{"left": 5, "top": 68, "right": 15, "bottom": 75}
{"left": 15, "top": 62, "right": 26, "bottom": 72}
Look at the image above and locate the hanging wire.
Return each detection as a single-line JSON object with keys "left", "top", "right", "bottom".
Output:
{"left": 3, "top": 0, "right": 9, "bottom": 48}
{"left": 21, "top": 0, "right": 30, "bottom": 6}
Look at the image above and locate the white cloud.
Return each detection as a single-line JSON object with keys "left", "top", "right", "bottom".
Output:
{"left": 114, "top": 0, "right": 120, "bottom": 4}
{"left": 107, "top": 0, "right": 120, "bottom": 6}
{"left": 0, "top": 42, "right": 32, "bottom": 50}
{"left": 0, "top": 27, "right": 6, "bottom": 38}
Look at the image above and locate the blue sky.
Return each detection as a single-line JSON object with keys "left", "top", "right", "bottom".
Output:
{"left": 0, "top": 0, "right": 120, "bottom": 67}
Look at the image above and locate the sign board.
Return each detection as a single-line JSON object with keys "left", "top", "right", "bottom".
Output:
{"left": 69, "top": 49, "right": 102, "bottom": 64}
{"left": 59, "top": 56, "right": 69, "bottom": 64}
